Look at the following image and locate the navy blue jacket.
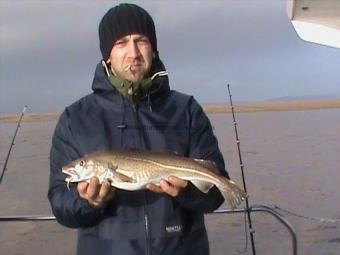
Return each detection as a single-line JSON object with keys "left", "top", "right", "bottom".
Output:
{"left": 48, "top": 61, "right": 228, "bottom": 255}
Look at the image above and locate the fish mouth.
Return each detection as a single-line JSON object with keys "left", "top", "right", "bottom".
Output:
{"left": 62, "top": 166, "right": 71, "bottom": 173}
{"left": 62, "top": 170, "right": 77, "bottom": 190}
{"left": 62, "top": 167, "right": 79, "bottom": 180}
{"left": 65, "top": 176, "right": 72, "bottom": 182}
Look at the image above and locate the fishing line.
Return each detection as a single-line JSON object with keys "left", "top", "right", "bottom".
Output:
{"left": 266, "top": 204, "right": 340, "bottom": 223}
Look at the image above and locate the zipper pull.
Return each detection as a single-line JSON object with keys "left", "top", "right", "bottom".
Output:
{"left": 132, "top": 104, "right": 137, "bottom": 112}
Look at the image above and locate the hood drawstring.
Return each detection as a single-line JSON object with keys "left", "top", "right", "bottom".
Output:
{"left": 146, "top": 70, "right": 168, "bottom": 113}
{"left": 102, "top": 60, "right": 110, "bottom": 77}
{"left": 117, "top": 94, "right": 127, "bottom": 147}
{"left": 151, "top": 71, "right": 168, "bottom": 80}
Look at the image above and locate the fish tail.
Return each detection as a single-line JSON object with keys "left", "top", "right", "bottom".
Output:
{"left": 218, "top": 178, "right": 247, "bottom": 209}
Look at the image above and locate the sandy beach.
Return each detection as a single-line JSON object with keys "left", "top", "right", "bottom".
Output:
{"left": 0, "top": 101, "right": 339, "bottom": 255}
{"left": 2, "top": 99, "right": 340, "bottom": 122}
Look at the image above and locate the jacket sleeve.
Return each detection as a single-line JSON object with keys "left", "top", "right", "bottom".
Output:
{"left": 47, "top": 110, "right": 107, "bottom": 228}
{"left": 175, "top": 97, "right": 229, "bottom": 213}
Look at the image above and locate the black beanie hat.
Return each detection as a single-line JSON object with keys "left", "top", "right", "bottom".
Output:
{"left": 99, "top": 3, "right": 158, "bottom": 61}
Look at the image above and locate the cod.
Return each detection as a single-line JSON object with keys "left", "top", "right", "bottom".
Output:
{"left": 62, "top": 149, "right": 247, "bottom": 209}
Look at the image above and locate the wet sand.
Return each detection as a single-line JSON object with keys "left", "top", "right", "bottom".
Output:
{"left": 0, "top": 108, "right": 339, "bottom": 255}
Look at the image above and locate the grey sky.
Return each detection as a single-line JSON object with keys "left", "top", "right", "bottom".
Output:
{"left": 1, "top": 0, "right": 340, "bottom": 114}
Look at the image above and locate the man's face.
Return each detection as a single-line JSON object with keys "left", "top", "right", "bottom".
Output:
{"left": 107, "top": 34, "right": 154, "bottom": 83}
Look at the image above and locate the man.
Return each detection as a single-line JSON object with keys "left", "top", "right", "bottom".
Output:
{"left": 48, "top": 3, "right": 228, "bottom": 255}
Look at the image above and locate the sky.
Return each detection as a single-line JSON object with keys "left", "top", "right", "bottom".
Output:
{"left": 1, "top": 0, "right": 340, "bottom": 114}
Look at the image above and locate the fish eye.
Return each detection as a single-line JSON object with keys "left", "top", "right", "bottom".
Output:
{"left": 79, "top": 160, "right": 86, "bottom": 167}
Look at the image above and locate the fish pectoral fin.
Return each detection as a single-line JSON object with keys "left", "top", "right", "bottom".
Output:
{"left": 115, "top": 172, "right": 136, "bottom": 183}
{"left": 103, "top": 163, "right": 119, "bottom": 183}
{"left": 108, "top": 162, "right": 118, "bottom": 171}
{"left": 191, "top": 180, "right": 214, "bottom": 193}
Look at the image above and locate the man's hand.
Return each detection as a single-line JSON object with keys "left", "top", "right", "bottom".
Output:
{"left": 146, "top": 176, "right": 188, "bottom": 197}
{"left": 77, "top": 177, "right": 115, "bottom": 208}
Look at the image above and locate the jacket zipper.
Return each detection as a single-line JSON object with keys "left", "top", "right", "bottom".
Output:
{"left": 144, "top": 193, "right": 151, "bottom": 255}
{"left": 132, "top": 104, "right": 151, "bottom": 255}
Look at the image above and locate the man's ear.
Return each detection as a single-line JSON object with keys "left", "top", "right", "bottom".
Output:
{"left": 152, "top": 52, "right": 156, "bottom": 59}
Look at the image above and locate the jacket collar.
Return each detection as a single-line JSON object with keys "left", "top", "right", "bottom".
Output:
{"left": 91, "top": 58, "right": 170, "bottom": 106}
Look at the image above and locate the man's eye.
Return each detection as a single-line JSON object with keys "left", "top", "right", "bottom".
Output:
{"left": 138, "top": 38, "right": 149, "bottom": 44}
{"left": 115, "top": 40, "right": 126, "bottom": 46}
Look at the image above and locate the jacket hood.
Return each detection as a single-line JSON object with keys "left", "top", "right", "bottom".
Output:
{"left": 91, "top": 58, "right": 170, "bottom": 103}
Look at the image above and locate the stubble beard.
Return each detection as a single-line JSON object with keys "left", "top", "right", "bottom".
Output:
{"left": 124, "top": 65, "right": 147, "bottom": 83}
{"left": 110, "top": 56, "right": 152, "bottom": 83}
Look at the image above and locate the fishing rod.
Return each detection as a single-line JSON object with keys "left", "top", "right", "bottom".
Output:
{"left": 0, "top": 105, "right": 28, "bottom": 184}
{"left": 227, "top": 84, "right": 257, "bottom": 255}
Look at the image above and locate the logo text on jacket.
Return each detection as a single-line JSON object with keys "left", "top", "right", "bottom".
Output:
{"left": 165, "top": 225, "right": 182, "bottom": 233}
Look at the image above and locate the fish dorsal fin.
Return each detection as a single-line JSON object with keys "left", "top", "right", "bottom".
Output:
{"left": 122, "top": 148, "right": 179, "bottom": 157}
{"left": 191, "top": 180, "right": 214, "bottom": 193}
{"left": 193, "top": 159, "right": 220, "bottom": 175}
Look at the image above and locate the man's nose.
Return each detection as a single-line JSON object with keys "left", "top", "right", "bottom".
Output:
{"left": 126, "top": 41, "right": 141, "bottom": 58}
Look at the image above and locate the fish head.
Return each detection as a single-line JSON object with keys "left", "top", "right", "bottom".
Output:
{"left": 62, "top": 157, "right": 97, "bottom": 184}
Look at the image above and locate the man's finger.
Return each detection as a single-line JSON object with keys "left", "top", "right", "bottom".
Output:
{"left": 160, "top": 180, "right": 179, "bottom": 197}
{"left": 87, "top": 177, "right": 101, "bottom": 200}
{"left": 99, "top": 181, "right": 114, "bottom": 201}
{"left": 77, "top": 182, "right": 89, "bottom": 198}
{"left": 168, "top": 176, "right": 188, "bottom": 188}
{"left": 146, "top": 183, "right": 164, "bottom": 193}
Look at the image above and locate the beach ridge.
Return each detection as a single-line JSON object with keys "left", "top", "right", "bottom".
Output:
{"left": 1, "top": 99, "right": 340, "bottom": 122}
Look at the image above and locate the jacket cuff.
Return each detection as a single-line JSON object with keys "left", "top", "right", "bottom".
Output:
{"left": 175, "top": 183, "right": 206, "bottom": 208}
{"left": 175, "top": 183, "right": 224, "bottom": 212}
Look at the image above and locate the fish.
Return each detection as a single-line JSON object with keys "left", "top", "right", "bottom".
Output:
{"left": 62, "top": 149, "right": 247, "bottom": 209}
